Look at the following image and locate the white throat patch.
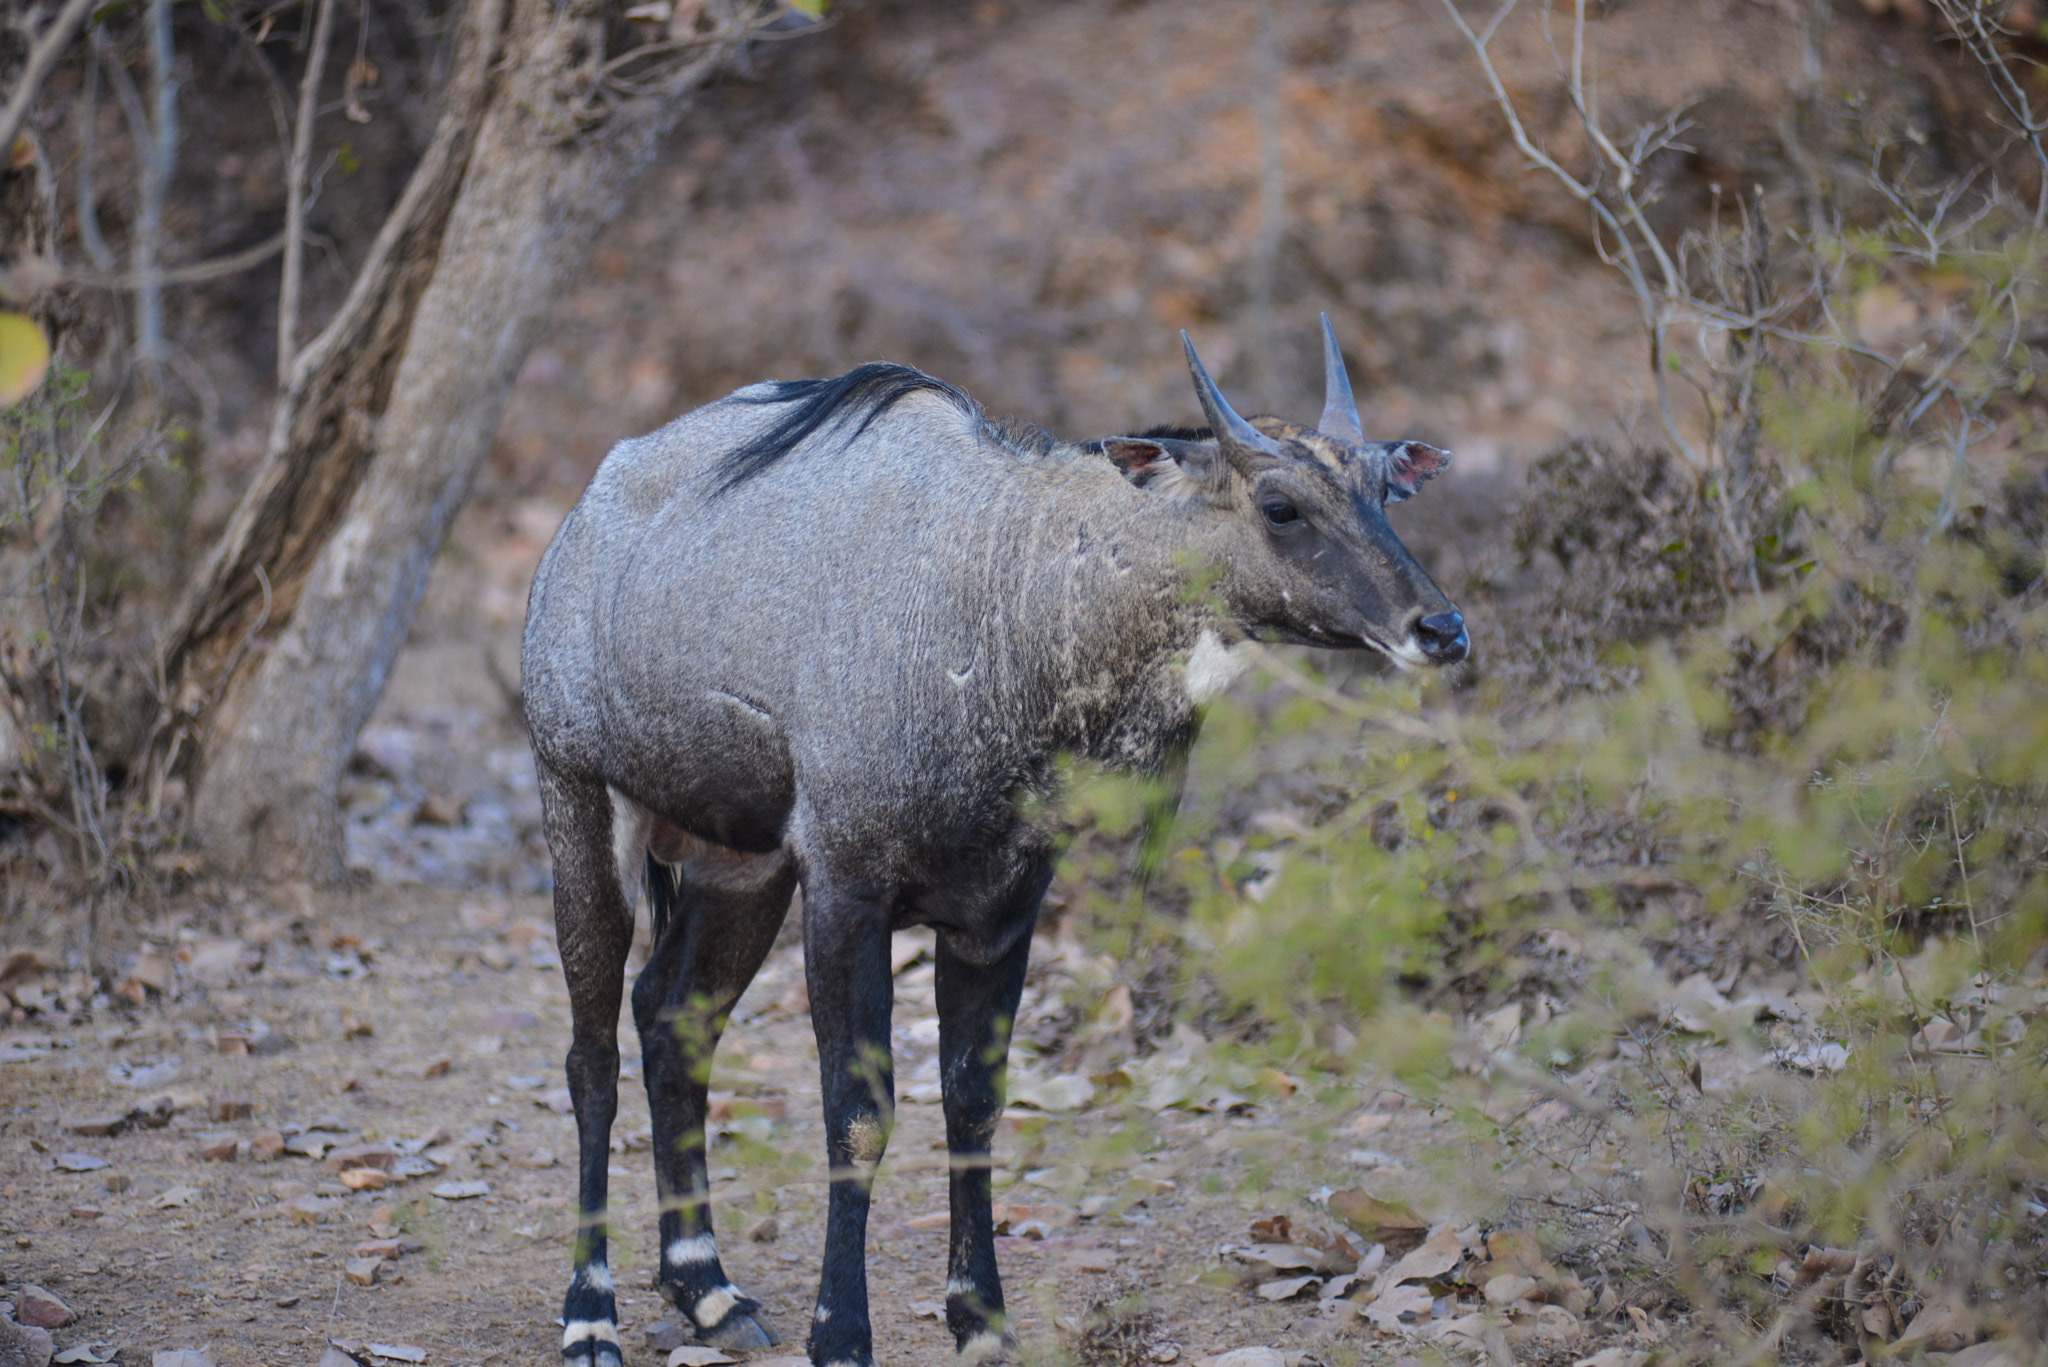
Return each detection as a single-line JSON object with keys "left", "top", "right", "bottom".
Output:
{"left": 1183, "top": 629, "right": 1256, "bottom": 705}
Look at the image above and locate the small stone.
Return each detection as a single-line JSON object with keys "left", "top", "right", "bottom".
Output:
{"left": 195, "top": 1132, "right": 238, "bottom": 1162}
{"left": 413, "top": 1058, "right": 452, "bottom": 1080}
{"left": 153, "top": 1352, "right": 217, "bottom": 1367}
{"left": 339, "top": 1168, "right": 390, "bottom": 1192}
{"left": 69, "top": 1205, "right": 103, "bottom": 1220}
{"left": 431, "top": 1180, "right": 488, "bottom": 1200}
{"left": 249, "top": 1129, "right": 286, "bottom": 1162}
{"left": 211, "top": 1097, "right": 254, "bottom": 1122}
{"left": 53, "top": 1153, "right": 108, "bottom": 1173}
{"left": 16, "top": 1285, "right": 76, "bottom": 1329}
{"left": 344, "top": 1257, "right": 383, "bottom": 1286}
{"left": 66, "top": 1114, "right": 130, "bottom": 1138}
{"left": 0, "top": 1315, "right": 53, "bottom": 1367}
{"left": 101, "top": 1172, "right": 130, "bottom": 1193}
{"left": 323, "top": 1143, "right": 397, "bottom": 1174}
{"left": 746, "top": 1215, "right": 779, "bottom": 1243}
{"left": 643, "top": 1321, "right": 689, "bottom": 1353}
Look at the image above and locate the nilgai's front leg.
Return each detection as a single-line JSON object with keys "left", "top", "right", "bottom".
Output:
{"left": 634, "top": 849, "right": 795, "bottom": 1349}
{"left": 933, "top": 868, "right": 1046, "bottom": 1360}
{"left": 802, "top": 878, "right": 897, "bottom": 1367}
{"left": 537, "top": 764, "right": 638, "bottom": 1367}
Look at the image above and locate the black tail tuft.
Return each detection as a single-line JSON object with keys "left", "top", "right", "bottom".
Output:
{"left": 646, "top": 853, "right": 684, "bottom": 943}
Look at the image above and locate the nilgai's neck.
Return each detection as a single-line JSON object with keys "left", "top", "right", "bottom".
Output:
{"left": 963, "top": 467, "right": 1237, "bottom": 767}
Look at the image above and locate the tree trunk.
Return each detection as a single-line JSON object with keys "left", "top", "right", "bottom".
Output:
{"left": 181, "top": 0, "right": 764, "bottom": 881}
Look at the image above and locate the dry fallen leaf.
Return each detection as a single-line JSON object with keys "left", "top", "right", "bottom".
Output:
{"left": 1254, "top": 1276, "right": 1320, "bottom": 1301}
{"left": 1362, "top": 1281, "right": 1433, "bottom": 1333}
{"left": 666, "top": 1350, "right": 734, "bottom": 1367}
{"left": 1383, "top": 1222, "right": 1462, "bottom": 1286}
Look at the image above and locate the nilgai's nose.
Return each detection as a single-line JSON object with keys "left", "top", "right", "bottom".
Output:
{"left": 1415, "top": 611, "right": 1469, "bottom": 665}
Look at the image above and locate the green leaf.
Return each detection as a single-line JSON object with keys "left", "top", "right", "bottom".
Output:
{"left": 786, "top": 0, "right": 826, "bottom": 17}
{"left": 0, "top": 311, "right": 51, "bottom": 405}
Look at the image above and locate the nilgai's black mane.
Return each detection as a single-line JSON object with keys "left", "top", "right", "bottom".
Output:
{"left": 715, "top": 363, "right": 976, "bottom": 493}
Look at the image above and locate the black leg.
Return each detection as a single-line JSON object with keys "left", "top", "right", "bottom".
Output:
{"left": 935, "top": 865, "right": 1048, "bottom": 1359}
{"left": 801, "top": 877, "right": 896, "bottom": 1367}
{"left": 635, "top": 843, "right": 794, "bottom": 1349}
{"left": 538, "top": 765, "right": 637, "bottom": 1367}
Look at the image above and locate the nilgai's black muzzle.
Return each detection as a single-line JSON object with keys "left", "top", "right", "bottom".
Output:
{"left": 1416, "top": 611, "right": 1469, "bottom": 665}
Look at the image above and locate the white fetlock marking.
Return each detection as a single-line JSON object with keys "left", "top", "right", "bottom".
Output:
{"left": 692, "top": 1284, "right": 740, "bottom": 1325}
{"left": 561, "top": 1320, "right": 620, "bottom": 1349}
{"left": 664, "top": 1233, "right": 718, "bottom": 1267}
{"left": 946, "top": 1275, "right": 977, "bottom": 1300}
{"left": 571, "top": 1262, "right": 613, "bottom": 1295}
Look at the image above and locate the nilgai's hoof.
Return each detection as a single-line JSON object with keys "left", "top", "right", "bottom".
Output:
{"left": 700, "top": 1311, "right": 780, "bottom": 1350}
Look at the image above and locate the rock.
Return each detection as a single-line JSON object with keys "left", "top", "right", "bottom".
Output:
{"left": 210, "top": 1097, "right": 254, "bottom": 1122}
{"left": 0, "top": 1315, "right": 54, "bottom": 1367}
{"left": 323, "top": 1143, "right": 397, "bottom": 1174}
{"left": 344, "top": 1257, "right": 384, "bottom": 1286}
{"left": 195, "top": 1133, "right": 238, "bottom": 1162}
{"left": 643, "top": 1322, "right": 689, "bottom": 1353}
{"left": 52, "top": 1154, "right": 107, "bottom": 1173}
{"left": 431, "top": 1180, "right": 489, "bottom": 1200}
{"left": 14, "top": 1288, "right": 73, "bottom": 1330}
{"left": 1197, "top": 1351, "right": 1287, "bottom": 1367}
{"left": 339, "top": 1168, "right": 390, "bottom": 1192}
{"left": 151, "top": 1351, "right": 215, "bottom": 1367}
{"left": 100, "top": 1172, "right": 129, "bottom": 1193}
{"left": 68, "top": 1206, "right": 102, "bottom": 1220}
{"left": 746, "top": 1216, "right": 779, "bottom": 1243}
{"left": 249, "top": 1129, "right": 286, "bottom": 1162}
{"left": 65, "top": 1115, "right": 129, "bottom": 1138}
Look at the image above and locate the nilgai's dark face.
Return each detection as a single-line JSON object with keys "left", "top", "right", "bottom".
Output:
{"left": 1230, "top": 416, "right": 1468, "bottom": 667}
{"left": 1108, "top": 318, "right": 1469, "bottom": 669}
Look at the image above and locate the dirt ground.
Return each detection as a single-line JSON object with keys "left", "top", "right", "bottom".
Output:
{"left": 0, "top": 864, "right": 1473, "bottom": 1367}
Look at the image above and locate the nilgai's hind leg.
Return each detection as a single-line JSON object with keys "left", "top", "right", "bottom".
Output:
{"left": 537, "top": 764, "right": 638, "bottom": 1367}
{"left": 801, "top": 875, "right": 898, "bottom": 1367}
{"left": 634, "top": 829, "right": 795, "bottom": 1349}
{"left": 935, "top": 863, "right": 1049, "bottom": 1359}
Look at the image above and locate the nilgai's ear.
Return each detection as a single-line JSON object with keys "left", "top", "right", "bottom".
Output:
{"left": 1102, "top": 436, "right": 1229, "bottom": 498}
{"left": 1384, "top": 440, "right": 1452, "bottom": 503}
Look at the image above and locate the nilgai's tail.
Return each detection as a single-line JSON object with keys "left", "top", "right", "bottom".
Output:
{"left": 646, "top": 852, "right": 685, "bottom": 942}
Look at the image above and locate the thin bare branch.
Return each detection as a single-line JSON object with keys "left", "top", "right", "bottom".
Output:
{"left": 0, "top": 0, "right": 99, "bottom": 167}
{"left": 279, "top": 0, "right": 339, "bottom": 386}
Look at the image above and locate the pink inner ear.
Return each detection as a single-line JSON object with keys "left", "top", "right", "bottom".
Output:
{"left": 1102, "top": 438, "right": 1175, "bottom": 485}
{"left": 1389, "top": 440, "right": 1451, "bottom": 492}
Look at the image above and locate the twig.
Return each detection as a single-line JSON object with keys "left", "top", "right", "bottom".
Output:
{"left": 77, "top": 29, "right": 115, "bottom": 274}
{"left": 1435, "top": 0, "right": 1706, "bottom": 472}
{"left": 135, "top": 0, "right": 180, "bottom": 378}
{"left": 64, "top": 231, "right": 288, "bottom": 291}
{"left": 0, "top": 0, "right": 100, "bottom": 165}
{"left": 280, "top": 0, "right": 339, "bottom": 385}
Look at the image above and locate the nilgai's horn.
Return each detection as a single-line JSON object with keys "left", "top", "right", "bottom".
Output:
{"left": 1318, "top": 313, "right": 1364, "bottom": 444}
{"left": 1180, "top": 332, "right": 1280, "bottom": 456}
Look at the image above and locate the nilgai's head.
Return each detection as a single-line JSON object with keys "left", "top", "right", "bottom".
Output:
{"left": 1105, "top": 317, "right": 1469, "bottom": 668}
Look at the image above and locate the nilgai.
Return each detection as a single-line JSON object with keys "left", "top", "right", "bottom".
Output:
{"left": 522, "top": 317, "right": 1469, "bottom": 1367}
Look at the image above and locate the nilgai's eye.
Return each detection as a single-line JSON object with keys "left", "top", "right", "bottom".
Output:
{"left": 1263, "top": 501, "right": 1301, "bottom": 527}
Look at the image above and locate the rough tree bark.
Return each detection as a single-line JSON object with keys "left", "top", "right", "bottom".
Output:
{"left": 166, "top": 0, "right": 771, "bottom": 881}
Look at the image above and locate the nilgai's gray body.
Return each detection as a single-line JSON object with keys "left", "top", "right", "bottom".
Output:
{"left": 524, "top": 321, "right": 1468, "bottom": 1367}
